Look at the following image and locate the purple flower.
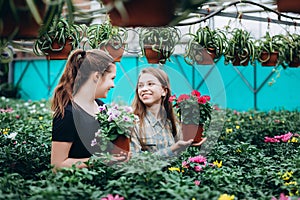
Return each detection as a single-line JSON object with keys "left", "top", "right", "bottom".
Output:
{"left": 98, "top": 105, "right": 106, "bottom": 112}
{"left": 91, "top": 139, "right": 97, "bottom": 147}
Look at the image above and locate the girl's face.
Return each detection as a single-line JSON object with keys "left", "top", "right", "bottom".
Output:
{"left": 95, "top": 64, "right": 116, "bottom": 99}
{"left": 137, "top": 73, "right": 166, "bottom": 107}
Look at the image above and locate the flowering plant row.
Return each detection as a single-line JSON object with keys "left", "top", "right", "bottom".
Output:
{"left": 169, "top": 90, "right": 212, "bottom": 125}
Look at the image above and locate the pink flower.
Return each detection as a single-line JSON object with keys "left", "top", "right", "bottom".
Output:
{"left": 194, "top": 165, "right": 203, "bottom": 172}
{"left": 177, "top": 94, "right": 190, "bottom": 103}
{"left": 168, "top": 95, "right": 176, "bottom": 102}
{"left": 271, "top": 193, "right": 291, "bottom": 200}
{"left": 189, "top": 155, "right": 207, "bottom": 163}
{"left": 191, "top": 90, "right": 201, "bottom": 97}
{"left": 182, "top": 161, "right": 189, "bottom": 168}
{"left": 101, "top": 194, "right": 124, "bottom": 200}
{"left": 264, "top": 137, "right": 280, "bottom": 143}
{"left": 194, "top": 180, "right": 201, "bottom": 186}
{"left": 274, "top": 132, "right": 293, "bottom": 142}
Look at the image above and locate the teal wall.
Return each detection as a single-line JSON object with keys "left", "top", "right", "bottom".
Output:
{"left": 13, "top": 55, "right": 300, "bottom": 111}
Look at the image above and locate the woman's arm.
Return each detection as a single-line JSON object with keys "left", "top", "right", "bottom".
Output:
{"left": 51, "top": 141, "right": 89, "bottom": 172}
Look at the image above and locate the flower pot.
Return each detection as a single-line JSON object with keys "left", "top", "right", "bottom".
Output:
{"left": 260, "top": 51, "right": 279, "bottom": 66}
{"left": 45, "top": 39, "right": 73, "bottom": 60}
{"left": 144, "top": 46, "right": 169, "bottom": 64}
{"left": 196, "top": 48, "right": 216, "bottom": 65}
{"left": 0, "top": 0, "right": 46, "bottom": 39}
{"left": 109, "top": 135, "right": 130, "bottom": 155}
{"left": 182, "top": 124, "right": 204, "bottom": 143}
{"left": 232, "top": 54, "right": 250, "bottom": 66}
{"left": 102, "top": 0, "right": 175, "bottom": 27}
{"left": 100, "top": 44, "right": 125, "bottom": 62}
{"left": 277, "top": 0, "right": 300, "bottom": 13}
{"left": 289, "top": 57, "right": 300, "bottom": 67}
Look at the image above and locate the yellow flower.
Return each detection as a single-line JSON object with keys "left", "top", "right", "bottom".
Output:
{"left": 249, "top": 116, "right": 252, "bottom": 120}
{"left": 284, "top": 181, "right": 297, "bottom": 186}
{"left": 39, "top": 116, "right": 43, "bottom": 120}
{"left": 2, "top": 128, "right": 10, "bottom": 135}
{"left": 236, "top": 148, "right": 242, "bottom": 153}
{"left": 168, "top": 167, "right": 184, "bottom": 172}
{"left": 226, "top": 128, "right": 233, "bottom": 133}
{"left": 213, "top": 160, "right": 222, "bottom": 168}
{"left": 282, "top": 171, "right": 293, "bottom": 181}
{"left": 235, "top": 125, "right": 240, "bottom": 129}
{"left": 291, "top": 137, "right": 298, "bottom": 143}
{"left": 218, "top": 194, "right": 235, "bottom": 200}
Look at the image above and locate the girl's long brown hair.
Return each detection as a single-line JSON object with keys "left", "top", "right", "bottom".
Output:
{"left": 51, "top": 49, "right": 114, "bottom": 118}
{"left": 132, "top": 67, "right": 178, "bottom": 138}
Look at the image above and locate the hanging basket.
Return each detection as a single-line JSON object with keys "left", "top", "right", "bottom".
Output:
{"left": 289, "top": 57, "right": 300, "bottom": 67}
{"left": 277, "top": 0, "right": 300, "bottom": 13}
{"left": 100, "top": 44, "right": 125, "bottom": 62}
{"left": 45, "top": 39, "right": 73, "bottom": 60}
{"left": 232, "top": 54, "right": 250, "bottom": 66}
{"left": 144, "top": 46, "right": 169, "bottom": 64}
{"left": 0, "top": 0, "right": 46, "bottom": 39}
{"left": 196, "top": 48, "right": 216, "bottom": 65}
{"left": 102, "top": 0, "right": 175, "bottom": 27}
{"left": 259, "top": 51, "right": 279, "bottom": 66}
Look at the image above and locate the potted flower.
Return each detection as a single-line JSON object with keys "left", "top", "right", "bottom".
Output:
{"left": 255, "top": 32, "right": 285, "bottom": 67}
{"left": 224, "top": 28, "right": 256, "bottom": 66}
{"left": 184, "top": 26, "right": 227, "bottom": 65}
{"left": 92, "top": 104, "right": 138, "bottom": 155}
{"left": 86, "top": 20, "right": 127, "bottom": 62}
{"left": 139, "top": 26, "right": 180, "bottom": 64}
{"left": 33, "top": 17, "right": 84, "bottom": 60}
{"left": 169, "top": 90, "right": 212, "bottom": 143}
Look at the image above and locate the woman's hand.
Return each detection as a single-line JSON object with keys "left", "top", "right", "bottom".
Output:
{"left": 170, "top": 139, "right": 193, "bottom": 153}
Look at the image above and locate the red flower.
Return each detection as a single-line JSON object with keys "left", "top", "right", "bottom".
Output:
{"left": 197, "top": 96, "right": 207, "bottom": 104}
{"left": 168, "top": 95, "right": 176, "bottom": 102}
{"left": 202, "top": 95, "right": 211, "bottom": 101}
{"left": 191, "top": 90, "right": 201, "bottom": 97}
{"left": 177, "top": 94, "right": 190, "bottom": 103}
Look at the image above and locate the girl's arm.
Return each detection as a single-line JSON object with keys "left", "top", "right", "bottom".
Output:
{"left": 51, "top": 141, "right": 89, "bottom": 172}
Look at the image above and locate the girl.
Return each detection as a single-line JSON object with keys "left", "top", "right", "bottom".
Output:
{"left": 130, "top": 67, "right": 194, "bottom": 157}
{"left": 51, "top": 49, "right": 117, "bottom": 170}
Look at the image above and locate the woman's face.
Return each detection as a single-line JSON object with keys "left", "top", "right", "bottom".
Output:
{"left": 95, "top": 64, "right": 116, "bottom": 99}
{"left": 137, "top": 73, "right": 166, "bottom": 107}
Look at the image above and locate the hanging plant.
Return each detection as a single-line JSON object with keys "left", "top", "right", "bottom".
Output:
{"left": 224, "top": 28, "right": 256, "bottom": 66}
{"left": 33, "top": 17, "right": 84, "bottom": 60}
{"left": 283, "top": 33, "right": 300, "bottom": 67}
{"left": 86, "top": 20, "right": 127, "bottom": 62}
{"left": 184, "top": 26, "right": 227, "bottom": 65}
{"left": 255, "top": 32, "right": 286, "bottom": 67}
{"left": 139, "top": 26, "right": 180, "bottom": 64}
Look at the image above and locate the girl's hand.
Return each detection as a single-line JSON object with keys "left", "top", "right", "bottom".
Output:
{"left": 171, "top": 139, "right": 193, "bottom": 153}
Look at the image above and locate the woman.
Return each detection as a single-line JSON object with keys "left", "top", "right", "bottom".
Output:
{"left": 131, "top": 67, "right": 197, "bottom": 157}
{"left": 51, "top": 49, "right": 117, "bottom": 170}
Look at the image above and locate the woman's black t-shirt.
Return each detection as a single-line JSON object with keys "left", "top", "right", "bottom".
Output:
{"left": 52, "top": 99, "right": 104, "bottom": 158}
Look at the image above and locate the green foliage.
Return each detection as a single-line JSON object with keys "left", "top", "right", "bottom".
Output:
{"left": 224, "top": 28, "right": 256, "bottom": 65}
{"left": 184, "top": 26, "right": 228, "bottom": 65}
{"left": 139, "top": 26, "right": 180, "bottom": 63}
{"left": 86, "top": 20, "right": 127, "bottom": 50}
{"left": 1, "top": 97, "right": 300, "bottom": 199}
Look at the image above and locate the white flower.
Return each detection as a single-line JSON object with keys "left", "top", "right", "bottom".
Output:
{"left": 7, "top": 132, "right": 17, "bottom": 140}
